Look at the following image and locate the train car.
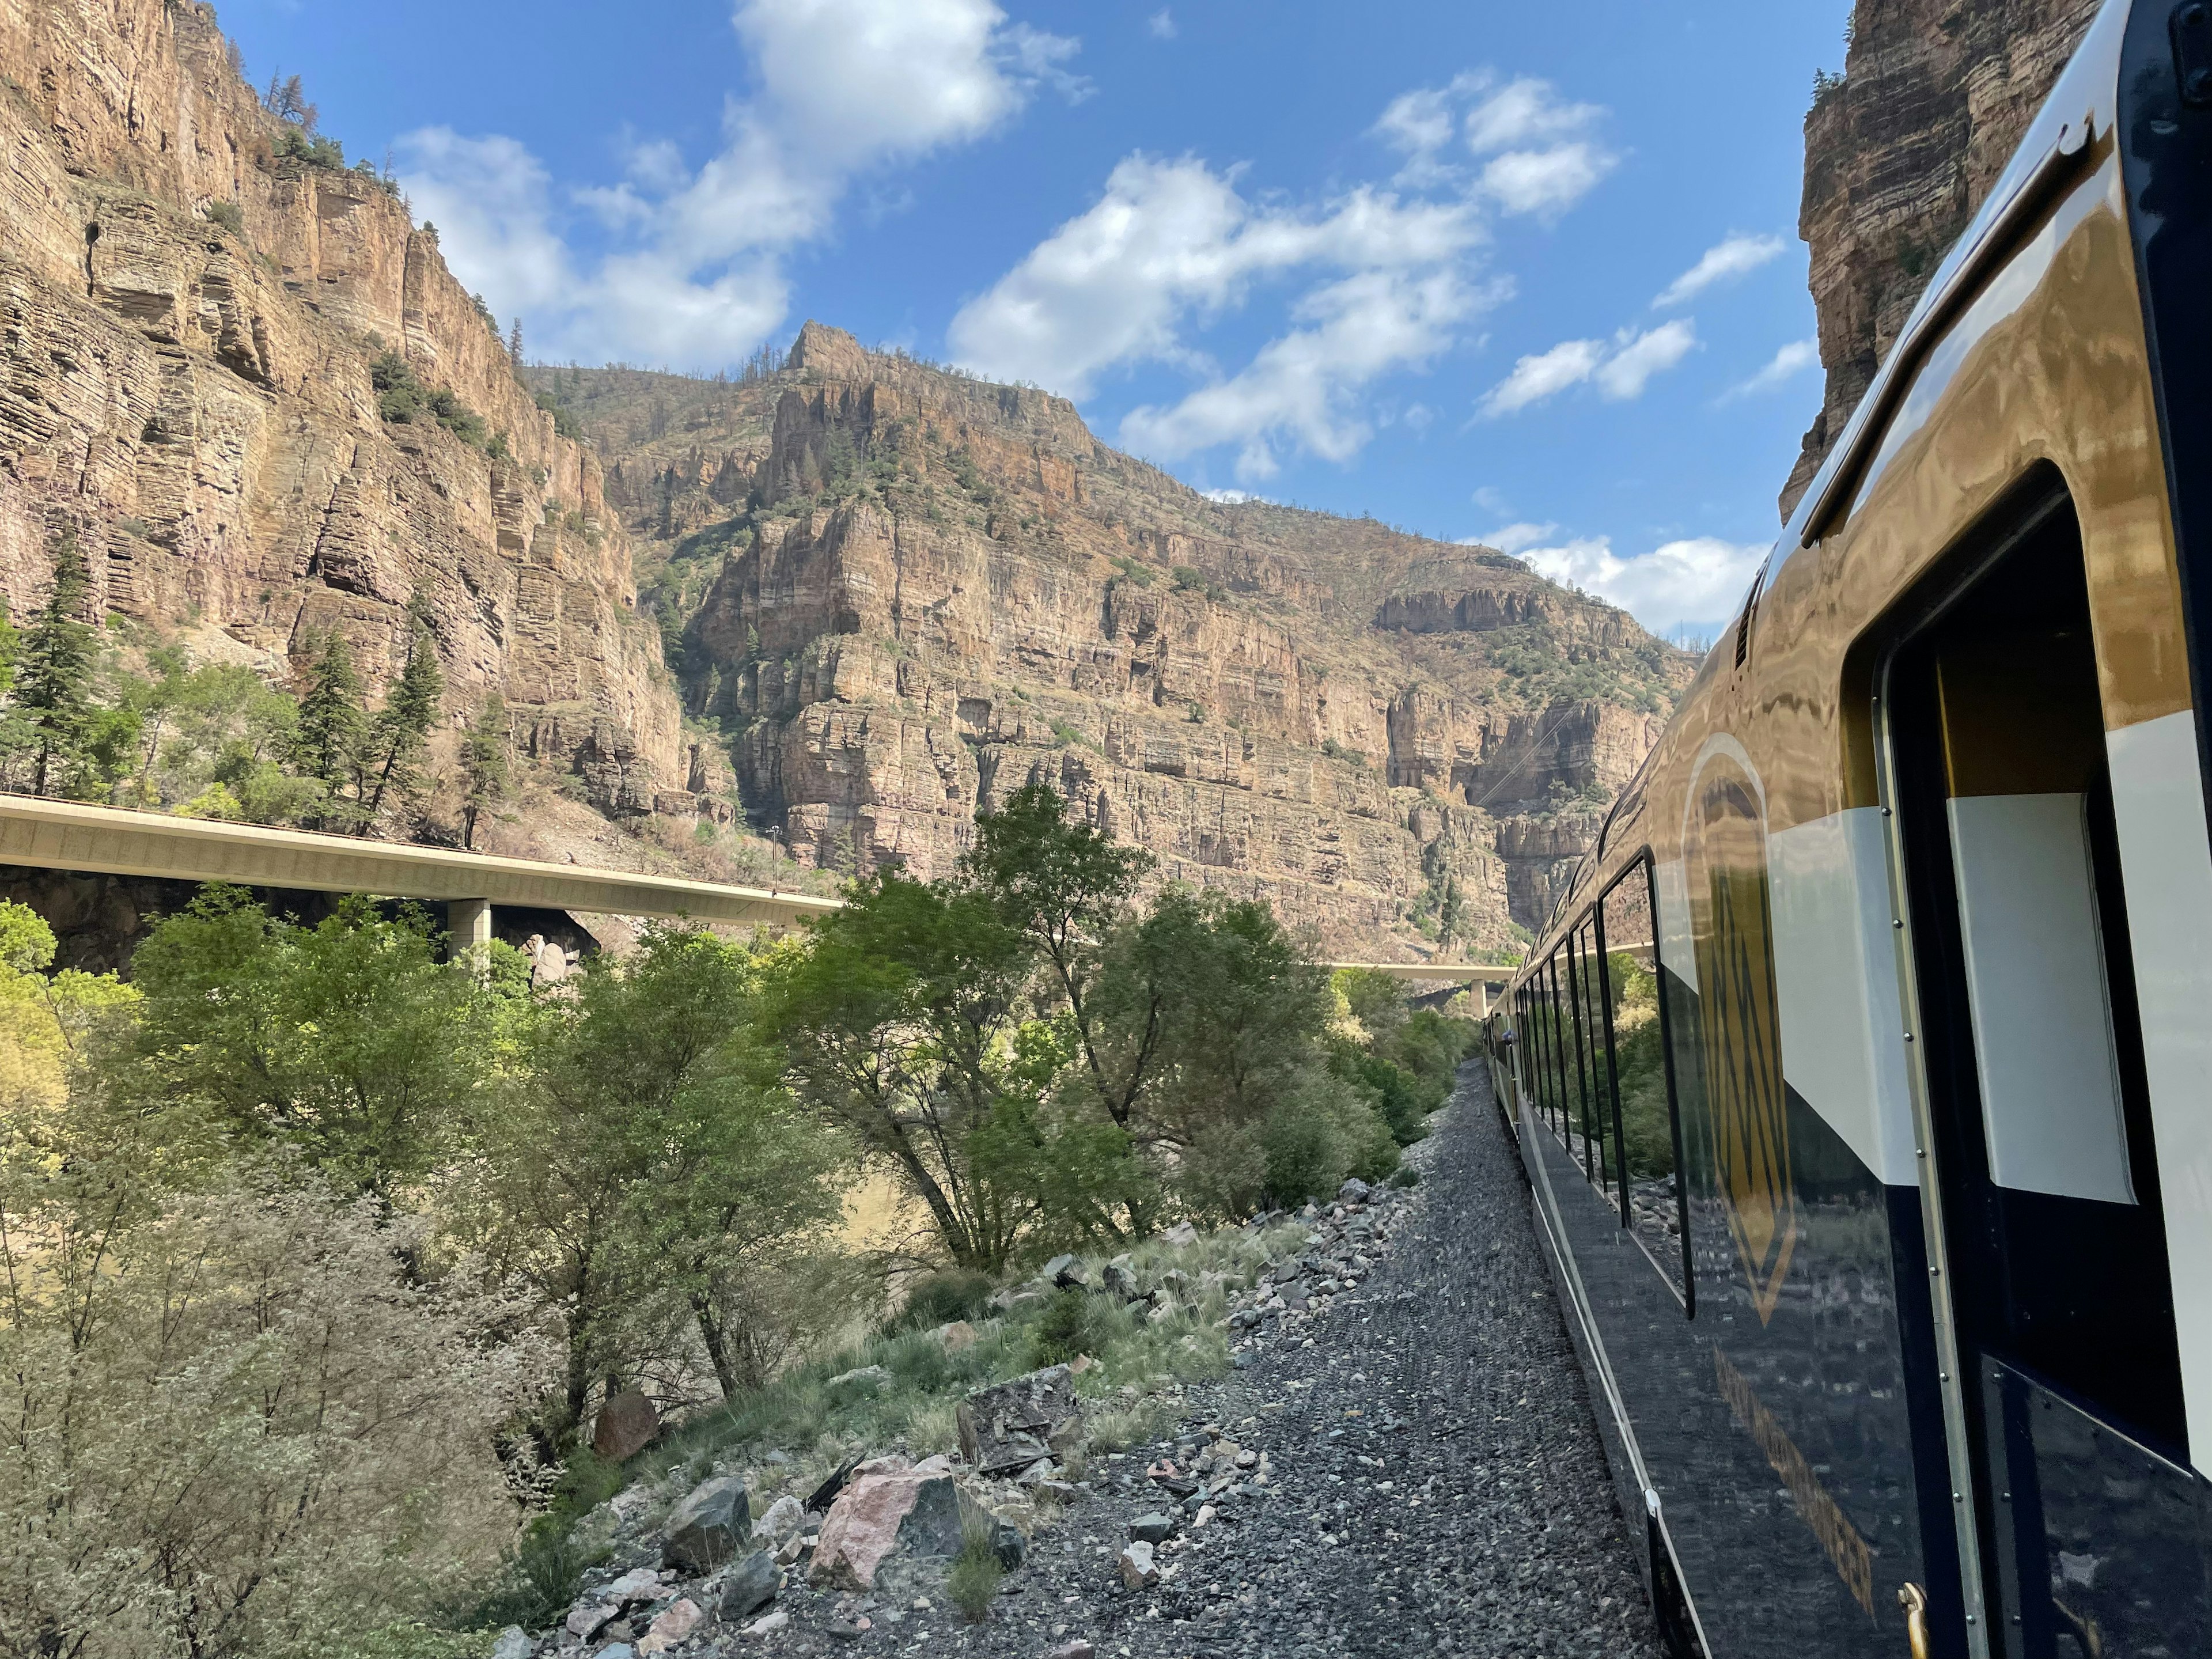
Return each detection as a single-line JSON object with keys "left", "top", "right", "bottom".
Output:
{"left": 1483, "top": 5, "right": 2212, "bottom": 1654}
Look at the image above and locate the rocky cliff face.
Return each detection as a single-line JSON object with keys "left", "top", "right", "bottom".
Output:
{"left": 0, "top": 1, "right": 684, "bottom": 832}
{"left": 1782, "top": 0, "right": 2103, "bottom": 517}
{"left": 541, "top": 325, "right": 1692, "bottom": 957}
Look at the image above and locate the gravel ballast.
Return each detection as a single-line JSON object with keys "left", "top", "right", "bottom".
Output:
{"left": 732, "top": 1063, "right": 1665, "bottom": 1657}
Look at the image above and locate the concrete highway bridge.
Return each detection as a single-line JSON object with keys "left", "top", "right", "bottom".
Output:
{"left": 0, "top": 794, "right": 840, "bottom": 948}
{"left": 3, "top": 796, "right": 1587, "bottom": 1006}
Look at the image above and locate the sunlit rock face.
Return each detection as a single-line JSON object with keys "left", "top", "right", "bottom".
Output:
{"left": 565, "top": 324, "right": 1693, "bottom": 957}
{"left": 1782, "top": 0, "right": 2103, "bottom": 519}
{"left": 0, "top": 1, "right": 681, "bottom": 826}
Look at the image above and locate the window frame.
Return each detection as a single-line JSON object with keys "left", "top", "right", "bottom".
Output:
{"left": 1594, "top": 850, "right": 1697, "bottom": 1316}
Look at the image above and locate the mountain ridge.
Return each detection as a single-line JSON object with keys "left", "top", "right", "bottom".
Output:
{"left": 537, "top": 321, "right": 1693, "bottom": 957}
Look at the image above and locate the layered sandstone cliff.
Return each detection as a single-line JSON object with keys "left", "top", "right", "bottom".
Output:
{"left": 1781, "top": 0, "right": 2103, "bottom": 516}
{"left": 0, "top": 0, "right": 686, "bottom": 835}
{"left": 544, "top": 325, "right": 1692, "bottom": 956}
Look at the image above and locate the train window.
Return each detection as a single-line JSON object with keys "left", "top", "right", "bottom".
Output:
{"left": 1597, "top": 858, "right": 1692, "bottom": 1303}
{"left": 1887, "top": 487, "right": 2192, "bottom": 1648}
{"left": 1677, "top": 745, "right": 1794, "bottom": 1327}
{"left": 1569, "top": 919, "right": 1613, "bottom": 1198}
{"left": 1888, "top": 492, "right": 2185, "bottom": 1449}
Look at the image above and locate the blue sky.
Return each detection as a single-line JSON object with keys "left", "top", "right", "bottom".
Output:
{"left": 218, "top": 0, "right": 1851, "bottom": 641}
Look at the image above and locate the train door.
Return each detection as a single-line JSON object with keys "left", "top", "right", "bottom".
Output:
{"left": 1882, "top": 487, "right": 2199, "bottom": 1656}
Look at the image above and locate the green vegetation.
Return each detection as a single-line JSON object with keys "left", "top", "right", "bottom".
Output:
{"left": 205, "top": 199, "right": 245, "bottom": 235}
{"left": 1479, "top": 621, "right": 1680, "bottom": 715}
{"left": 948, "top": 1520, "right": 1006, "bottom": 1622}
{"left": 0, "top": 534, "right": 476, "bottom": 839}
{"left": 0, "top": 712, "right": 1472, "bottom": 1652}
{"left": 1171, "top": 565, "right": 1225, "bottom": 602}
{"left": 1604, "top": 951, "right": 1673, "bottom": 1178}
{"left": 533, "top": 387, "right": 585, "bottom": 440}
{"left": 371, "top": 350, "right": 509, "bottom": 457}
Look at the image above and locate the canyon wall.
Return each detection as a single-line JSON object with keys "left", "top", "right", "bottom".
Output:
{"left": 1782, "top": 0, "right": 2104, "bottom": 516}
{"left": 0, "top": 0, "right": 685, "bottom": 834}
{"left": 546, "top": 325, "right": 1691, "bottom": 957}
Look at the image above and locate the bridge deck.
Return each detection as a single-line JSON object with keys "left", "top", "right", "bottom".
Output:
{"left": 0, "top": 795, "right": 840, "bottom": 928}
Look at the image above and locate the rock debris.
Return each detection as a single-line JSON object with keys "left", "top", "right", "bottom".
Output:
{"left": 524, "top": 1066, "right": 1661, "bottom": 1658}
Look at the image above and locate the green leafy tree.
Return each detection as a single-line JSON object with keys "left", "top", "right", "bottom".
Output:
{"left": 364, "top": 594, "right": 445, "bottom": 819}
{"left": 460, "top": 693, "right": 510, "bottom": 849}
{"left": 112, "top": 888, "right": 497, "bottom": 1196}
{"left": 467, "top": 926, "right": 843, "bottom": 1438}
{"left": 292, "top": 628, "right": 368, "bottom": 831}
{"left": 760, "top": 870, "right": 1040, "bottom": 1271}
{"left": 961, "top": 782, "right": 1156, "bottom": 1126}
{"left": 10, "top": 529, "right": 99, "bottom": 797}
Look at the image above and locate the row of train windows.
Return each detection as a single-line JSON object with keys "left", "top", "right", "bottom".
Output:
{"left": 1512, "top": 854, "right": 1695, "bottom": 1308}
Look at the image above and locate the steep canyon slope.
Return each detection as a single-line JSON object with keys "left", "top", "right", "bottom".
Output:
{"left": 540, "top": 326, "right": 1692, "bottom": 957}
{"left": 1782, "top": 0, "right": 2103, "bottom": 514}
{"left": 0, "top": 1, "right": 710, "bottom": 863}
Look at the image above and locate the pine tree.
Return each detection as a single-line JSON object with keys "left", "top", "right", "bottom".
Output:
{"left": 365, "top": 595, "right": 445, "bottom": 822}
{"left": 13, "top": 529, "right": 99, "bottom": 797}
{"left": 293, "top": 628, "right": 368, "bottom": 831}
{"left": 507, "top": 317, "right": 524, "bottom": 368}
{"left": 459, "top": 694, "right": 509, "bottom": 851}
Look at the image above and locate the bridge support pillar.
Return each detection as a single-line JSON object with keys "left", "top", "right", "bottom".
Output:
{"left": 449, "top": 897, "right": 493, "bottom": 953}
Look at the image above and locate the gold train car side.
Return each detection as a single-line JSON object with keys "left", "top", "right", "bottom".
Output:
{"left": 1482, "top": 5, "right": 2212, "bottom": 1654}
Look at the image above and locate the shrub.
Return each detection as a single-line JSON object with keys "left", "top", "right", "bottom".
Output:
{"left": 947, "top": 1521, "right": 1005, "bottom": 1622}
{"left": 1027, "top": 1288, "right": 1097, "bottom": 1368}
{"left": 0, "top": 1174, "right": 546, "bottom": 1658}
{"left": 206, "top": 199, "right": 245, "bottom": 234}
{"left": 370, "top": 351, "right": 506, "bottom": 455}
{"left": 889, "top": 1268, "right": 996, "bottom": 1334}
{"left": 275, "top": 123, "right": 347, "bottom": 172}
{"left": 464, "top": 1514, "right": 611, "bottom": 1633}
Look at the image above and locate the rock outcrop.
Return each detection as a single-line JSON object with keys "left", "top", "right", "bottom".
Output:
{"left": 1782, "top": 0, "right": 2103, "bottom": 516}
{"left": 0, "top": 2, "right": 682, "bottom": 831}
{"left": 543, "top": 328, "right": 1691, "bottom": 953}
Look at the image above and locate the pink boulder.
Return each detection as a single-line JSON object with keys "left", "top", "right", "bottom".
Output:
{"left": 808, "top": 1455, "right": 972, "bottom": 1590}
{"left": 593, "top": 1388, "right": 659, "bottom": 1461}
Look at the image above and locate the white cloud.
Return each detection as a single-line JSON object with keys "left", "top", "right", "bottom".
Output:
{"left": 1476, "top": 521, "right": 1559, "bottom": 554}
{"left": 1373, "top": 70, "right": 1490, "bottom": 184}
{"left": 1478, "top": 143, "right": 1612, "bottom": 216}
{"left": 1148, "top": 8, "right": 1176, "bottom": 40}
{"left": 953, "top": 64, "right": 1613, "bottom": 475}
{"left": 1374, "top": 71, "right": 1613, "bottom": 211}
{"left": 1520, "top": 533, "right": 1768, "bottom": 635}
{"left": 1653, "top": 232, "right": 1789, "bottom": 308}
{"left": 1202, "top": 487, "right": 1267, "bottom": 503}
{"left": 1119, "top": 268, "right": 1493, "bottom": 479}
{"left": 399, "top": 0, "right": 1083, "bottom": 369}
{"left": 1463, "top": 78, "right": 1601, "bottom": 154}
{"left": 1721, "top": 337, "right": 1820, "bottom": 400}
{"left": 947, "top": 156, "right": 1486, "bottom": 399}
{"left": 1595, "top": 319, "right": 1696, "bottom": 400}
{"left": 402, "top": 131, "right": 575, "bottom": 315}
{"left": 1471, "top": 485, "right": 1512, "bottom": 514}
{"left": 1480, "top": 337, "right": 1604, "bottom": 416}
{"left": 1480, "top": 319, "right": 1695, "bottom": 416}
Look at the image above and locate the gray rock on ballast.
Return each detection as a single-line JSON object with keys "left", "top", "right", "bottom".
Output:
{"left": 956, "top": 1365, "right": 1085, "bottom": 1476}
{"left": 717, "top": 1548, "right": 781, "bottom": 1622}
{"left": 753, "top": 1493, "right": 806, "bottom": 1543}
{"left": 489, "top": 1628, "right": 530, "bottom": 1659}
{"left": 1338, "top": 1177, "right": 1372, "bottom": 1203}
{"left": 1100, "top": 1258, "right": 1142, "bottom": 1301}
{"left": 662, "top": 1475, "right": 750, "bottom": 1574}
{"left": 1127, "top": 1512, "right": 1175, "bottom": 1544}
